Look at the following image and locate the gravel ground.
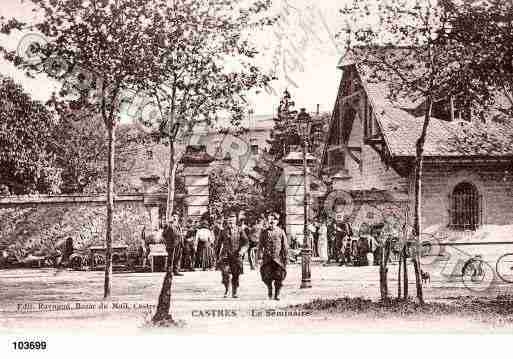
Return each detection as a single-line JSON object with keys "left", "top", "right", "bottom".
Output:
{"left": 2, "top": 261, "right": 513, "bottom": 334}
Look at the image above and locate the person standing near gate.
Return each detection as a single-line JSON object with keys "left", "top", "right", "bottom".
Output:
{"left": 217, "top": 211, "right": 249, "bottom": 298}
{"left": 182, "top": 219, "right": 196, "bottom": 271}
{"left": 171, "top": 213, "right": 185, "bottom": 276}
{"left": 162, "top": 213, "right": 185, "bottom": 276}
{"left": 318, "top": 220, "right": 328, "bottom": 261}
{"left": 212, "top": 217, "right": 224, "bottom": 262}
{"left": 257, "top": 212, "right": 289, "bottom": 301}
{"left": 335, "top": 218, "right": 352, "bottom": 266}
{"left": 195, "top": 220, "right": 215, "bottom": 271}
{"left": 247, "top": 217, "right": 264, "bottom": 270}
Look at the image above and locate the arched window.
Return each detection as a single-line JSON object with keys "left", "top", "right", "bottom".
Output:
{"left": 449, "top": 182, "right": 481, "bottom": 230}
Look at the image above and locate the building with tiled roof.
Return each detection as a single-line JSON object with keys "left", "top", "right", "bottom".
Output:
{"left": 116, "top": 117, "right": 274, "bottom": 190}
{"left": 320, "top": 56, "right": 513, "bottom": 246}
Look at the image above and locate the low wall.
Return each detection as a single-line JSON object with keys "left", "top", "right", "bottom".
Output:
{"left": 0, "top": 192, "right": 184, "bottom": 256}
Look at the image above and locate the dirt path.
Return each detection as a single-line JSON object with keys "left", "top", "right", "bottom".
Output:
{"left": 2, "top": 263, "right": 513, "bottom": 334}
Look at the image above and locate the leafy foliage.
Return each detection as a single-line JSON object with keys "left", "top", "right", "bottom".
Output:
{"left": 266, "top": 90, "right": 302, "bottom": 160}
{"left": 341, "top": 0, "right": 470, "bottom": 104}
{"left": 439, "top": 0, "right": 513, "bottom": 117}
{"left": 48, "top": 102, "right": 108, "bottom": 194}
{"left": 209, "top": 164, "right": 265, "bottom": 219}
{"left": 0, "top": 75, "right": 62, "bottom": 195}
{"left": 49, "top": 105, "right": 152, "bottom": 194}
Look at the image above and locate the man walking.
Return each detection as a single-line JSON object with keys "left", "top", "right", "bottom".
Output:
{"left": 257, "top": 212, "right": 288, "bottom": 301}
{"left": 217, "top": 211, "right": 248, "bottom": 298}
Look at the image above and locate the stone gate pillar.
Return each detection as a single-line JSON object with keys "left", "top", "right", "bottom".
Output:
{"left": 180, "top": 145, "right": 215, "bottom": 221}
{"left": 282, "top": 150, "right": 316, "bottom": 246}
{"left": 141, "top": 175, "right": 162, "bottom": 231}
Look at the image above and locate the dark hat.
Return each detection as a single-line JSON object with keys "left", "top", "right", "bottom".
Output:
{"left": 267, "top": 212, "right": 280, "bottom": 220}
{"left": 223, "top": 207, "right": 238, "bottom": 217}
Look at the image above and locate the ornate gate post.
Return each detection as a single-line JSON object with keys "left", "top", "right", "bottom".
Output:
{"left": 180, "top": 145, "right": 215, "bottom": 221}
{"left": 282, "top": 150, "right": 316, "bottom": 246}
{"left": 141, "top": 175, "right": 162, "bottom": 231}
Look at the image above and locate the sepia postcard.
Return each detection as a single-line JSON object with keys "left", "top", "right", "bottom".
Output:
{"left": 2, "top": 0, "right": 513, "bottom": 355}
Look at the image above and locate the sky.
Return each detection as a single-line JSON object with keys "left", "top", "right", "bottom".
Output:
{"left": 0, "top": 0, "right": 349, "bottom": 124}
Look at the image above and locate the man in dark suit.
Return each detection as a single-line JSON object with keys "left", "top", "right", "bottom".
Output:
{"left": 217, "top": 211, "right": 248, "bottom": 298}
{"left": 336, "top": 218, "right": 353, "bottom": 266}
{"left": 162, "top": 213, "right": 185, "bottom": 276}
{"left": 247, "top": 217, "right": 264, "bottom": 270}
{"left": 257, "top": 212, "right": 288, "bottom": 300}
{"left": 212, "top": 218, "right": 223, "bottom": 262}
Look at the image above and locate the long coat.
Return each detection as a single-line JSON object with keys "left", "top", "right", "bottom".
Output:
{"left": 218, "top": 225, "right": 249, "bottom": 262}
{"left": 258, "top": 226, "right": 288, "bottom": 269}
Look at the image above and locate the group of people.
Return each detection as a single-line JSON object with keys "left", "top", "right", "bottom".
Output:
{"left": 156, "top": 210, "right": 289, "bottom": 300}
{"left": 327, "top": 219, "right": 397, "bottom": 267}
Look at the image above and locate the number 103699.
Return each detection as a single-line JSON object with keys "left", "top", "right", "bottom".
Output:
{"left": 12, "top": 341, "right": 47, "bottom": 350}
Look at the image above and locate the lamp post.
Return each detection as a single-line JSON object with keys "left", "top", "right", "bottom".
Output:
{"left": 297, "top": 108, "right": 312, "bottom": 289}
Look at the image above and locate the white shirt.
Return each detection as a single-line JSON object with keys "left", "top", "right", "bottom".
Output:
{"left": 195, "top": 228, "right": 214, "bottom": 243}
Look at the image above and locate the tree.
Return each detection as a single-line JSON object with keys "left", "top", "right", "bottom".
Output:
{"left": 209, "top": 165, "right": 265, "bottom": 219}
{"left": 48, "top": 100, "right": 147, "bottom": 194}
{"left": 137, "top": 0, "right": 274, "bottom": 324}
{"left": 2, "top": 0, "right": 261, "bottom": 299}
{"left": 252, "top": 90, "right": 301, "bottom": 216}
{"left": 47, "top": 101, "right": 107, "bottom": 194}
{"left": 440, "top": 0, "right": 513, "bottom": 117}
{"left": 340, "top": 0, "right": 469, "bottom": 304}
{"left": 139, "top": 0, "right": 275, "bottom": 223}
{"left": 253, "top": 92, "right": 331, "bottom": 223}
{"left": 0, "top": 75, "right": 61, "bottom": 195}
{"left": 267, "top": 90, "right": 302, "bottom": 160}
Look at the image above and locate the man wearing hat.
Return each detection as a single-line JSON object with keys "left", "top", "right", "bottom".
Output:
{"left": 217, "top": 210, "right": 249, "bottom": 298}
{"left": 257, "top": 212, "right": 289, "bottom": 300}
{"left": 162, "top": 212, "right": 185, "bottom": 276}
{"left": 182, "top": 218, "right": 197, "bottom": 271}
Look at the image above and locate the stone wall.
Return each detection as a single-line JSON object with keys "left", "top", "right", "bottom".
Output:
{"left": 417, "top": 163, "right": 513, "bottom": 231}
{"left": 0, "top": 197, "right": 151, "bottom": 255}
{"left": 0, "top": 190, "right": 189, "bottom": 255}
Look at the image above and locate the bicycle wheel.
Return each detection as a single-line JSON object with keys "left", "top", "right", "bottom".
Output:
{"left": 496, "top": 253, "right": 513, "bottom": 283}
{"left": 462, "top": 258, "right": 495, "bottom": 293}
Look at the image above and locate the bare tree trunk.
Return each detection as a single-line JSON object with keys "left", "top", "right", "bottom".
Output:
{"left": 152, "top": 247, "right": 176, "bottom": 324}
{"left": 164, "top": 83, "right": 177, "bottom": 223}
{"left": 379, "top": 238, "right": 391, "bottom": 302}
{"left": 166, "top": 141, "right": 176, "bottom": 222}
{"left": 379, "top": 262, "right": 388, "bottom": 302}
{"left": 104, "top": 122, "right": 115, "bottom": 299}
{"left": 403, "top": 246, "right": 408, "bottom": 299}
{"left": 397, "top": 248, "right": 402, "bottom": 299}
{"left": 411, "top": 97, "right": 433, "bottom": 305}
{"left": 156, "top": 83, "right": 178, "bottom": 324}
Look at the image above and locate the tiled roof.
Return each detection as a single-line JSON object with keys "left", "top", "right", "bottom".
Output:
{"left": 366, "top": 84, "right": 513, "bottom": 158}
